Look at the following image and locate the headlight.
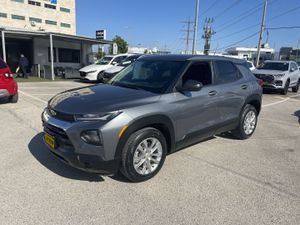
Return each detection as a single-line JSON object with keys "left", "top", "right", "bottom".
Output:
{"left": 87, "top": 70, "right": 97, "bottom": 74}
{"left": 274, "top": 73, "right": 285, "bottom": 77}
{"left": 75, "top": 111, "right": 122, "bottom": 121}
{"left": 81, "top": 130, "right": 102, "bottom": 145}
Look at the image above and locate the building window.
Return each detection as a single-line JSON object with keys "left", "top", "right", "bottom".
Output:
{"left": 28, "top": 0, "right": 41, "bottom": 6}
{"left": 60, "top": 23, "right": 71, "bottom": 28}
{"left": 11, "top": 14, "right": 25, "bottom": 20}
{"left": 44, "top": 3, "right": 56, "bottom": 10}
{"left": 58, "top": 48, "right": 80, "bottom": 63}
{"left": 29, "top": 17, "right": 42, "bottom": 23}
{"left": 60, "top": 7, "right": 70, "bottom": 13}
{"left": 11, "top": 0, "right": 24, "bottom": 3}
{"left": 0, "top": 13, "right": 7, "bottom": 18}
{"left": 48, "top": 47, "right": 57, "bottom": 62}
{"left": 45, "top": 20, "right": 57, "bottom": 25}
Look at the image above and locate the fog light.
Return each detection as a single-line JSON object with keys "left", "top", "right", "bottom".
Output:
{"left": 81, "top": 130, "right": 102, "bottom": 146}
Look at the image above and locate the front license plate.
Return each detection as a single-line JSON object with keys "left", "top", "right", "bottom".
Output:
{"left": 45, "top": 132, "right": 56, "bottom": 150}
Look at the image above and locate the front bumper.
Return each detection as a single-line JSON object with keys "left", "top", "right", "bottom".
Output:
{"left": 41, "top": 110, "right": 123, "bottom": 174}
{"left": 262, "top": 80, "right": 284, "bottom": 89}
{"left": 79, "top": 71, "right": 98, "bottom": 81}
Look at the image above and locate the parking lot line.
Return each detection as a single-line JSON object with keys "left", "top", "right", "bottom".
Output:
{"left": 18, "top": 90, "right": 48, "bottom": 104}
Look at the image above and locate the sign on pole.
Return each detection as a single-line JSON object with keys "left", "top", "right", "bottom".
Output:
{"left": 113, "top": 43, "right": 118, "bottom": 55}
{"left": 96, "top": 30, "right": 106, "bottom": 40}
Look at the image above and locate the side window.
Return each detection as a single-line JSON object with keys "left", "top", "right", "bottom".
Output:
{"left": 182, "top": 61, "right": 212, "bottom": 86}
{"left": 214, "top": 61, "right": 241, "bottom": 84}
{"left": 292, "top": 63, "right": 298, "bottom": 71}
{"left": 113, "top": 56, "right": 126, "bottom": 64}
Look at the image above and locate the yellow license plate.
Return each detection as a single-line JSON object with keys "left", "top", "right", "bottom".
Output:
{"left": 45, "top": 133, "right": 56, "bottom": 150}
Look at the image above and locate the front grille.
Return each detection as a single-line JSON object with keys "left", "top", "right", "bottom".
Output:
{"left": 80, "top": 71, "right": 86, "bottom": 77}
{"left": 254, "top": 74, "right": 275, "bottom": 83}
{"left": 43, "top": 122, "right": 73, "bottom": 148}
{"left": 48, "top": 108, "right": 75, "bottom": 122}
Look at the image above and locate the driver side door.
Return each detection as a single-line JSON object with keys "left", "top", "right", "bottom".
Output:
{"left": 172, "top": 61, "right": 222, "bottom": 146}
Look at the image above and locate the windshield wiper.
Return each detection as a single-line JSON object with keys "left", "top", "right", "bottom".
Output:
{"left": 114, "top": 83, "right": 142, "bottom": 91}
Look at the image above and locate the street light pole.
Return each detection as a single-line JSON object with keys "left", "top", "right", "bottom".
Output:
{"left": 192, "top": 0, "right": 199, "bottom": 55}
{"left": 256, "top": 0, "right": 268, "bottom": 67}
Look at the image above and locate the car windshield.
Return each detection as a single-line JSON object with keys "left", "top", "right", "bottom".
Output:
{"left": 259, "top": 62, "right": 289, "bottom": 71}
{"left": 119, "top": 55, "right": 141, "bottom": 66}
{"left": 110, "top": 60, "right": 186, "bottom": 94}
{"left": 96, "top": 57, "right": 113, "bottom": 65}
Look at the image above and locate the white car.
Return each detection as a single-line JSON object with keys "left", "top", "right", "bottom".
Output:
{"left": 79, "top": 54, "right": 129, "bottom": 81}
{"left": 246, "top": 61, "right": 256, "bottom": 71}
{"left": 253, "top": 60, "right": 300, "bottom": 95}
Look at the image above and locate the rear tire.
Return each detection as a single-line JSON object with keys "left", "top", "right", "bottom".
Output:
{"left": 280, "top": 80, "right": 290, "bottom": 95}
{"left": 232, "top": 104, "right": 258, "bottom": 140}
{"left": 120, "top": 127, "right": 167, "bottom": 182}
{"left": 10, "top": 92, "right": 18, "bottom": 103}
{"left": 292, "top": 79, "right": 300, "bottom": 93}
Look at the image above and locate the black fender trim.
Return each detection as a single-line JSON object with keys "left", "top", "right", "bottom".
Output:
{"left": 244, "top": 94, "right": 262, "bottom": 114}
{"left": 114, "top": 115, "right": 176, "bottom": 160}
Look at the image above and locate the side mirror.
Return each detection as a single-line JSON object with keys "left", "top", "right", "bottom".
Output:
{"left": 177, "top": 79, "right": 203, "bottom": 92}
{"left": 112, "top": 61, "right": 117, "bottom": 65}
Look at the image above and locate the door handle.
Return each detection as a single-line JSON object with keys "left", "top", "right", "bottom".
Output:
{"left": 241, "top": 84, "right": 248, "bottom": 90}
{"left": 208, "top": 90, "right": 217, "bottom": 96}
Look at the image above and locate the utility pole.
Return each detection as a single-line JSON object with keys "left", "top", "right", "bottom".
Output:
{"left": 181, "top": 19, "right": 194, "bottom": 54}
{"left": 192, "top": 0, "right": 200, "bottom": 54}
{"left": 256, "top": 0, "right": 268, "bottom": 67}
{"left": 202, "top": 18, "right": 216, "bottom": 55}
{"left": 296, "top": 39, "right": 300, "bottom": 62}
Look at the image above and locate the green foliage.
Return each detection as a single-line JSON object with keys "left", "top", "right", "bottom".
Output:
{"left": 110, "top": 35, "right": 128, "bottom": 54}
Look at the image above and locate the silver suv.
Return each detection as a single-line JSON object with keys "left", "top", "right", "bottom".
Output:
{"left": 42, "top": 55, "right": 262, "bottom": 182}
{"left": 253, "top": 60, "right": 300, "bottom": 95}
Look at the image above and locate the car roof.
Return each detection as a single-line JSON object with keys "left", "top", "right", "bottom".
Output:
{"left": 138, "top": 54, "right": 246, "bottom": 64}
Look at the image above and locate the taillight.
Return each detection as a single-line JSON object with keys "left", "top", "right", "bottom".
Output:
{"left": 4, "top": 73, "right": 13, "bottom": 78}
{"left": 256, "top": 78, "right": 264, "bottom": 87}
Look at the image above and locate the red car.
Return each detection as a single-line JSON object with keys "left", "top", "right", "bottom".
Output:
{"left": 0, "top": 58, "right": 18, "bottom": 103}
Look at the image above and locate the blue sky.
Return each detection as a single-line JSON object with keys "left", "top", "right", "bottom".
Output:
{"left": 76, "top": 0, "right": 300, "bottom": 53}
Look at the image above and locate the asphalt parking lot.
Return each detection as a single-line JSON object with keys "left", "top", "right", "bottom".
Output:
{"left": 0, "top": 81, "right": 300, "bottom": 225}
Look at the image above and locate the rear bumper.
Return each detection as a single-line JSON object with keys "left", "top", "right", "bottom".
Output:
{"left": 0, "top": 89, "right": 10, "bottom": 98}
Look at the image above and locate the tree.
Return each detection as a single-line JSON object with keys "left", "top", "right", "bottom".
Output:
{"left": 96, "top": 47, "right": 105, "bottom": 59}
{"left": 110, "top": 35, "right": 128, "bottom": 54}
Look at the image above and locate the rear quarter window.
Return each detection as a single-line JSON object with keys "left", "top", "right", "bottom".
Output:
{"left": 0, "top": 59, "right": 7, "bottom": 69}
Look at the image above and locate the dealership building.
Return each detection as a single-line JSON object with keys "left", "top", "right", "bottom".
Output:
{"left": 0, "top": 0, "right": 111, "bottom": 79}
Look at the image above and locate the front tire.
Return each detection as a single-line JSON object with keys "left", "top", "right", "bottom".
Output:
{"left": 10, "top": 92, "right": 18, "bottom": 103}
{"left": 232, "top": 104, "right": 258, "bottom": 140}
{"left": 97, "top": 71, "right": 104, "bottom": 82}
{"left": 281, "top": 80, "right": 290, "bottom": 95}
{"left": 120, "top": 127, "right": 167, "bottom": 182}
{"left": 292, "top": 79, "right": 300, "bottom": 93}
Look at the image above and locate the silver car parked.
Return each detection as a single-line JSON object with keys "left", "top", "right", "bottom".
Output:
{"left": 42, "top": 55, "right": 262, "bottom": 182}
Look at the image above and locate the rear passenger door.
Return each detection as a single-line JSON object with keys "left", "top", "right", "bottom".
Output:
{"left": 213, "top": 61, "right": 249, "bottom": 127}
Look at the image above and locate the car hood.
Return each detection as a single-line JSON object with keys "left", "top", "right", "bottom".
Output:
{"left": 253, "top": 69, "right": 287, "bottom": 75}
{"left": 49, "top": 84, "right": 160, "bottom": 114}
{"left": 79, "top": 64, "right": 111, "bottom": 73}
{"left": 104, "top": 66, "right": 124, "bottom": 74}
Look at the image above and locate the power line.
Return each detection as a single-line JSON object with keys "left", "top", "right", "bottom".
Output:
{"left": 216, "top": 2, "right": 264, "bottom": 31}
{"left": 213, "top": 31, "right": 260, "bottom": 51}
{"left": 214, "top": 0, "right": 244, "bottom": 19}
{"left": 199, "top": 0, "right": 220, "bottom": 17}
{"left": 267, "top": 26, "right": 300, "bottom": 30}
{"left": 213, "top": 3, "right": 300, "bottom": 42}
